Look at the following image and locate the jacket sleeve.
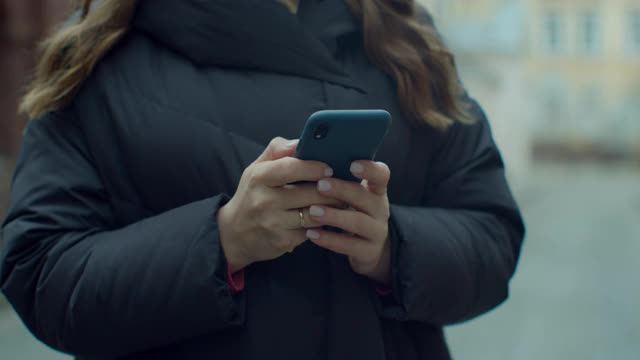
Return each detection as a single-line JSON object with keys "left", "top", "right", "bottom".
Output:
{"left": 379, "top": 99, "right": 525, "bottom": 325}
{"left": 0, "top": 110, "right": 245, "bottom": 357}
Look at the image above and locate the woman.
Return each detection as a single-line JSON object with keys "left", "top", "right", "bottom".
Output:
{"left": 0, "top": 0, "right": 524, "bottom": 359}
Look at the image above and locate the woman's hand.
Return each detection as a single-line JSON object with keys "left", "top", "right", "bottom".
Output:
{"left": 217, "top": 137, "right": 341, "bottom": 273}
{"left": 306, "top": 161, "right": 392, "bottom": 286}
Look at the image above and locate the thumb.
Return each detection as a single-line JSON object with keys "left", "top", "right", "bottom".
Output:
{"left": 255, "top": 137, "right": 299, "bottom": 163}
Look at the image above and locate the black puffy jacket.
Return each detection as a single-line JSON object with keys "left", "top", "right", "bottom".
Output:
{"left": 0, "top": 0, "right": 524, "bottom": 359}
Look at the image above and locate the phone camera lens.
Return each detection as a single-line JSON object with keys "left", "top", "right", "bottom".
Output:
{"left": 314, "top": 124, "right": 329, "bottom": 140}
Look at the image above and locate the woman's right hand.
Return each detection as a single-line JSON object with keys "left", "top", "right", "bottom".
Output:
{"left": 217, "top": 137, "right": 338, "bottom": 273}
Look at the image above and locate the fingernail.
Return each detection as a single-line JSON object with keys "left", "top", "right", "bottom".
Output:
{"left": 324, "top": 167, "right": 334, "bottom": 177}
{"left": 350, "top": 162, "right": 364, "bottom": 174}
{"left": 285, "top": 139, "right": 299, "bottom": 148}
{"left": 318, "top": 179, "right": 332, "bottom": 192}
{"left": 306, "top": 229, "right": 321, "bottom": 240}
{"left": 309, "top": 205, "right": 325, "bottom": 217}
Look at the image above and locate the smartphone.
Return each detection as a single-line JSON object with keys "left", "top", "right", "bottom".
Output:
{"left": 294, "top": 110, "right": 392, "bottom": 181}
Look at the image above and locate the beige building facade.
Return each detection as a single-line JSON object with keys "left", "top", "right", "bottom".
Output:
{"left": 419, "top": 0, "right": 640, "bottom": 174}
{"left": 524, "top": 0, "right": 640, "bottom": 143}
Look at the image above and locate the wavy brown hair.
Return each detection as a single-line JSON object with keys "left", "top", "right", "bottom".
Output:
{"left": 21, "top": 0, "right": 470, "bottom": 129}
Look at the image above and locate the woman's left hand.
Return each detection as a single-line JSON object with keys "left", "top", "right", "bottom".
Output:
{"left": 306, "top": 161, "right": 392, "bottom": 286}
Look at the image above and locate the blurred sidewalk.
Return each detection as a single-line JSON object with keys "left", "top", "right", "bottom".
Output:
{"left": 448, "top": 163, "right": 640, "bottom": 359}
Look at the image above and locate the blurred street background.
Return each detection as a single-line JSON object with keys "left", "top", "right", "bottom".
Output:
{"left": 1, "top": 0, "right": 639, "bottom": 359}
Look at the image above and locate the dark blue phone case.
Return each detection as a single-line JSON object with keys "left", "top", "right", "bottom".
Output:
{"left": 294, "top": 110, "right": 392, "bottom": 181}
{"left": 294, "top": 110, "right": 391, "bottom": 233}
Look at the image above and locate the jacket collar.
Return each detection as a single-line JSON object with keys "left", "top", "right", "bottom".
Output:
{"left": 133, "top": 0, "right": 362, "bottom": 90}
{"left": 298, "top": 0, "right": 359, "bottom": 54}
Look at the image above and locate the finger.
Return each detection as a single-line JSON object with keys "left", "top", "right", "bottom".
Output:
{"left": 316, "top": 178, "right": 379, "bottom": 217}
{"left": 350, "top": 161, "right": 391, "bottom": 195}
{"left": 255, "top": 137, "right": 299, "bottom": 163}
{"left": 253, "top": 157, "right": 333, "bottom": 187}
{"left": 281, "top": 208, "right": 324, "bottom": 229}
{"left": 306, "top": 228, "right": 370, "bottom": 257}
{"left": 308, "top": 205, "right": 384, "bottom": 240}
{"left": 277, "top": 183, "right": 346, "bottom": 209}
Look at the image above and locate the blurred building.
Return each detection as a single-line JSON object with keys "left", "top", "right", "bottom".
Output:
{"left": 524, "top": 0, "right": 640, "bottom": 147}
{"left": 420, "top": 0, "right": 640, "bottom": 174}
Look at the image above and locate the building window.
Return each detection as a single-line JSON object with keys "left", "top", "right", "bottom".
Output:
{"left": 629, "top": 9, "right": 640, "bottom": 53}
{"left": 544, "top": 10, "right": 564, "bottom": 54}
{"left": 581, "top": 11, "right": 601, "bottom": 55}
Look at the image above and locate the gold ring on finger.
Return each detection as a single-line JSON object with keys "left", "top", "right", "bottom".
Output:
{"left": 298, "top": 208, "right": 306, "bottom": 228}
